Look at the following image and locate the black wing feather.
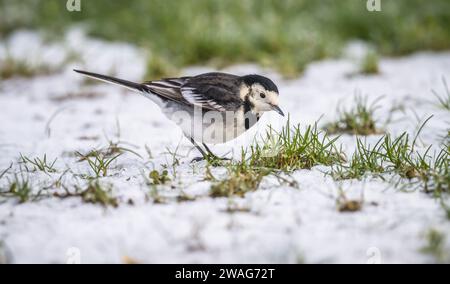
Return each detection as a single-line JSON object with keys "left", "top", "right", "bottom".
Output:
{"left": 180, "top": 72, "right": 243, "bottom": 111}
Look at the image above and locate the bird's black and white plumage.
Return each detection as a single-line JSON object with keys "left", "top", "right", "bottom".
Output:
{"left": 74, "top": 69, "right": 284, "bottom": 159}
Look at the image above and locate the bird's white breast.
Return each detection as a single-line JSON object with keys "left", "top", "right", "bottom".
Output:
{"left": 163, "top": 107, "right": 250, "bottom": 144}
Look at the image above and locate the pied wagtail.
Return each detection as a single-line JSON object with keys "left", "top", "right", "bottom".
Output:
{"left": 74, "top": 69, "right": 284, "bottom": 160}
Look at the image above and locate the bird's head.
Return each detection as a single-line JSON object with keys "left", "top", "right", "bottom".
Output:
{"left": 241, "top": 74, "right": 284, "bottom": 116}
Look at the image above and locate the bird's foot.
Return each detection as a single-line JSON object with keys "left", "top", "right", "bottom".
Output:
{"left": 191, "top": 154, "right": 231, "bottom": 165}
{"left": 191, "top": 156, "right": 205, "bottom": 163}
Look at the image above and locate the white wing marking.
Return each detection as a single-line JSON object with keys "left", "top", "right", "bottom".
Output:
{"left": 149, "top": 80, "right": 180, "bottom": 88}
{"left": 180, "top": 87, "right": 225, "bottom": 111}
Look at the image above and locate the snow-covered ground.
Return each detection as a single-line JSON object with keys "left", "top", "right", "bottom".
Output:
{"left": 0, "top": 30, "right": 449, "bottom": 264}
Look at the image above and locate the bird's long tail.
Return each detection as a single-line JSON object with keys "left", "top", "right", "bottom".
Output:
{"left": 74, "top": 69, "right": 147, "bottom": 93}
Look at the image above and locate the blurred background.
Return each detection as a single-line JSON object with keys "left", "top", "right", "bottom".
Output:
{"left": 1, "top": 0, "right": 449, "bottom": 78}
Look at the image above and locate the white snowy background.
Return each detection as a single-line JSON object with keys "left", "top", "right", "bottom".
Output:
{"left": 0, "top": 30, "right": 449, "bottom": 263}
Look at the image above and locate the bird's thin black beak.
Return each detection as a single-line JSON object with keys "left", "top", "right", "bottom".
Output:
{"left": 271, "top": 105, "right": 285, "bottom": 117}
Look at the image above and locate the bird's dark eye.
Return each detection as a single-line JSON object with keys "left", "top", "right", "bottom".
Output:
{"left": 260, "top": 93, "right": 266, "bottom": 99}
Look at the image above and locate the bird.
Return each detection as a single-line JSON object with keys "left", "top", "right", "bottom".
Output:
{"left": 74, "top": 69, "right": 284, "bottom": 160}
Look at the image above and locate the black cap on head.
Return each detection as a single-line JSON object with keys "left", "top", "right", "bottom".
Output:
{"left": 241, "top": 74, "right": 279, "bottom": 94}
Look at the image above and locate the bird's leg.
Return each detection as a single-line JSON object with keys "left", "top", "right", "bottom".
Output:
{"left": 187, "top": 137, "right": 230, "bottom": 163}
{"left": 185, "top": 134, "right": 230, "bottom": 162}
{"left": 188, "top": 137, "right": 208, "bottom": 162}
{"left": 203, "top": 143, "right": 231, "bottom": 161}
{"left": 202, "top": 143, "right": 218, "bottom": 159}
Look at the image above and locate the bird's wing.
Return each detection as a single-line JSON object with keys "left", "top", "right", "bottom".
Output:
{"left": 143, "top": 77, "right": 192, "bottom": 105}
{"left": 180, "top": 72, "right": 243, "bottom": 112}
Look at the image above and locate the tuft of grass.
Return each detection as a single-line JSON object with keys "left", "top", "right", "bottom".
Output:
{"left": 332, "top": 134, "right": 414, "bottom": 181}
{"left": 432, "top": 77, "right": 450, "bottom": 111}
{"left": 337, "top": 199, "right": 362, "bottom": 213}
{"left": 332, "top": 137, "right": 385, "bottom": 180}
{"left": 142, "top": 167, "right": 171, "bottom": 204}
{"left": 223, "top": 199, "right": 251, "bottom": 213}
{"left": 176, "top": 192, "right": 197, "bottom": 203}
{"left": 5, "top": 174, "right": 32, "bottom": 203}
{"left": 210, "top": 160, "right": 267, "bottom": 198}
{"left": 382, "top": 133, "right": 427, "bottom": 179}
{"left": 0, "top": 163, "right": 12, "bottom": 180}
{"left": 210, "top": 119, "right": 344, "bottom": 197}
{"left": 143, "top": 174, "right": 167, "bottom": 204}
{"left": 441, "top": 200, "right": 450, "bottom": 221}
{"left": 148, "top": 169, "right": 171, "bottom": 185}
{"left": 75, "top": 121, "right": 142, "bottom": 165}
{"left": 336, "top": 186, "right": 363, "bottom": 213}
{"left": 0, "top": 172, "right": 41, "bottom": 203}
{"left": 426, "top": 146, "right": 449, "bottom": 195}
{"left": 101, "top": 140, "right": 142, "bottom": 160}
{"left": 0, "top": 56, "right": 57, "bottom": 79}
{"left": 421, "top": 229, "right": 449, "bottom": 263}
{"left": 359, "top": 50, "right": 379, "bottom": 75}
{"left": 381, "top": 120, "right": 449, "bottom": 195}
{"left": 20, "top": 153, "right": 57, "bottom": 174}
{"left": 203, "top": 164, "right": 217, "bottom": 182}
{"left": 78, "top": 180, "right": 118, "bottom": 207}
{"left": 162, "top": 144, "right": 181, "bottom": 179}
{"left": 248, "top": 119, "right": 345, "bottom": 172}
{"left": 331, "top": 118, "right": 449, "bottom": 196}
{"left": 76, "top": 150, "right": 121, "bottom": 178}
{"left": 54, "top": 180, "right": 118, "bottom": 207}
{"left": 324, "top": 95, "right": 383, "bottom": 135}
{"left": 147, "top": 187, "right": 166, "bottom": 204}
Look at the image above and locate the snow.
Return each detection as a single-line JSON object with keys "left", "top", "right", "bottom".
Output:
{"left": 0, "top": 30, "right": 449, "bottom": 264}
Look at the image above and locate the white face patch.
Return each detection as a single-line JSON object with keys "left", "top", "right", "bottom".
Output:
{"left": 246, "top": 83, "right": 279, "bottom": 113}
